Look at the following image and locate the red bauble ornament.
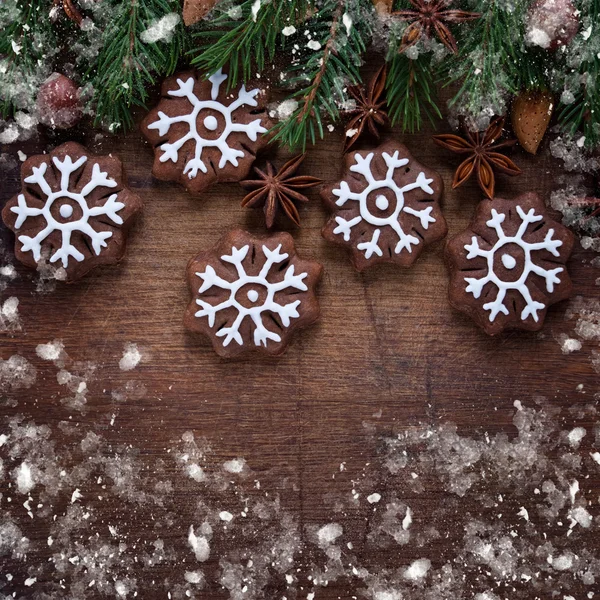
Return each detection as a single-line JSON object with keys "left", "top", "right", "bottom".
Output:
{"left": 36, "top": 73, "right": 83, "bottom": 129}
{"left": 525, "top": 0, "right": 579, "bottom": 50}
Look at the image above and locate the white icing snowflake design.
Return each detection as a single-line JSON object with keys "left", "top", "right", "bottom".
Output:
{"left": 195, "top": 244, "right": 308, "bottom": 347}
{"left": 10, "top": 155, "right": 125, "bottom": 268}
{"left": 332, "top": 151, "right": 436, "bottom": 259}
{"left": 147, "top": 69, "right": 267, "bottom": 179}
{"left": 464, "top": 205, "right": 564, "bottom": 323}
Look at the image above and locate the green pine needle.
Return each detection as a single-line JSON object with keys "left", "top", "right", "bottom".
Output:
{"left": 270, "top": 0, "right": 374, "bottom": 151}
{"left": 385, "top": 53, "right": 441, "bottom": 133}
{"left": 87, "top": 0, "right": 189, "bottom": 131}
{"left": 191, "top": 0, "right": 312, "bottom": 88}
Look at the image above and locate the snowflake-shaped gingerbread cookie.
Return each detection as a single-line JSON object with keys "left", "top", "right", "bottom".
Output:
{"left": 141, "top": 69, "right": 272, "bottom": 194}
{"left": 321, "top": 141, "right": 447, "bottom": 271}
{"left": 446, "top": 193, "right": 575, "bottom": 335}
{"left": 184, "top": 230, "right": 322, "bottom": 357}
{"left": 1, "top": 142, "right": 142, "bottom": 282}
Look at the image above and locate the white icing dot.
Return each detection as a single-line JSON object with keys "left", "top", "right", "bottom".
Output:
{"left": 59, "top": 204, "right": 74, "bottom": 219}
{"left": 375, "top": 194, "right": 389, "bottom": 211}
{"left": 247, "top": 290, "right": 259, "bottom": 302}
{"left": 203, "top": 115, "right": 218, "bottom": 131}
{"left": 501, "top": 253, "right": 517, "bottom": 270}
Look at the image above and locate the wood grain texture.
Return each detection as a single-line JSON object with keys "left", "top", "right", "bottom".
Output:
{"left": 1, "top": 83, "right": 599, "bottom": 597}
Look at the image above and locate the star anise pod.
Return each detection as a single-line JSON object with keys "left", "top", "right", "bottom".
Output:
{"left": 433, "top": 116, "right": 522, "bottom": 199}
{"left": 240, "top": 154, "right": 322, "bottom": 228}
{"left": 344, "top": 65, "right": 389, "bottom": 152}
{"left": 393, "top": 0, "right": 480, "bottom": 54}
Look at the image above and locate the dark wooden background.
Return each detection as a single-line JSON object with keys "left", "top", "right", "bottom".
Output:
{"left": 1, "top": 86, "right": 599, "bottom": 597}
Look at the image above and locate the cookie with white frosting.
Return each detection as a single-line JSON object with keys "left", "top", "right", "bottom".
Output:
{"left": 184, "top": 229, "right": 322, "bottom": 358}
{"left": 2, "top": 142, "right": 142, "bottom": 282}
{"left": 446, "top": 193, "right": 575, "bottom": 335}
{"left": 141, "top": 69, "right": 272, "bottom": 194}
{"left": 321, "top": 141, "right": 447, "bottom": 271}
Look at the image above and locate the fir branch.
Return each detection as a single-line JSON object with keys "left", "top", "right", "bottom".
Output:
{"left": 384, "top": 20, "right": 441, "bottom": 134}
{"left": 444, "top": 0, "right": 527, "bottom": 123}
{"left": 0, "top": 1, "right": 57, "bottom": 116}
{"left": 270, "top": 0, "right": 374, "bottom": 150}
{"left": 191, "top": 0, "right": 312, "bottom": 87}
{"left": 86, "top": 0, "right": 188, "bottom": 131}
{"left": 386, "top": 54, "right": 441, "bottom": 133}
{"left": 557, "top": 0, "right": 600, "bottom": 148}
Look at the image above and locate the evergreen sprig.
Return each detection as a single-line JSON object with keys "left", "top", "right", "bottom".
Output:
{"left": 191, "top": 0, "right": 312, "bottom": 88}
{"left": 86, "top": 0, "right": 189, "bottom": 131}
{"left": 385, "top": 51, "right": 441, "bottom": 133}
{"left": 0, "top": 0, "right": 57, "bottom": 117}
{"left": 444, "top": 0, "right": 528, "bottom": 122}
{"left": 558, "top": 0, "right": 600, "bottom": 148}
{"left": 270, "top": 0, "right": 374, "bottom": 150}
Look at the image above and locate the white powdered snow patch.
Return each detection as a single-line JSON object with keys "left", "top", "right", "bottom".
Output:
{"left": 270, "top": 98, "right": 299, "bottom": 121}
{"left": 219, "top": 511, "right": 233, "bottom": 522}
{"left": 140, "top": 13, "right": 181, "bottom": 44}
{"left": 15, "top": 462, "right": 35, "bottom": 494}
{"left": 186, "top": 463, "right": 205, "bottom": 482}
{"left": 251, "top": 0, "right": 261, "bottom": 22}
{"left": 367, "top": 493, "right": 381, "bottom": 504}
{"left": 1, "top": 296, "right": 21, "bottom": 332}
{"left": 404, "top": 558, "right": 431, "bottom": 580}
{"left": 317, "top": 523, "right": 343, "bottom": 547}
{"left": 282, "top": 25, "right": 296, "bottom": 36}
{"left": 307, "top": 40, "right": 321, "bottom": 51}
{"left": 0, "top": 355, "right": 36, "bottom": 390}
{"left": 36, "top": 340, "right": 65, "bottom": 363}
{"left": 342, "top": 13, "right": 353, "bottom": 35}
{"left": 119, "top": 343, "right": 142, "bottom": 371}
{"left": 223, "top": 458, "right": 246, "bottom": 473}
{"left": 184, "top": 570, "right": 204, "bottom": 584}
{"left": 188, "top": 525, "right": 210, "bottom": 562}
{"left": 567, "top": 427, "right": 586, "bottom": 448}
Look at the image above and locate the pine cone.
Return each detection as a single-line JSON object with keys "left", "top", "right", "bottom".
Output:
{"left": 511, "top": 89, "right": 554, "bottom": 155}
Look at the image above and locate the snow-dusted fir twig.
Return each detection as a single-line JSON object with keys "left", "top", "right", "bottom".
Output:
{"left": 558, "top": 0, "right": 600, "bottom": 149}
{"left": 0, "top": 1, "right": 57, "bottom": 117}
{"left": 86, "top": 0, "right": 188, "bottom": 131}
{"left": 271, "top": 0, "right": 374, "bottom": 150}
{"left": 444, "top": 0, "right": 528, "bottom": 126}
{"left": 191, "top": 0, "right": 312, "bottom": 88}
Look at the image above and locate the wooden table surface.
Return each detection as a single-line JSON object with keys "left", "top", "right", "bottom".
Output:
{"left": 1, "top": 88, "right": 599, "bottom": 599}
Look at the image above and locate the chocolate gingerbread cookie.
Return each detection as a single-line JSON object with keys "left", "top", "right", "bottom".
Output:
{"left": 321, "top": 141, "right": 447, "bottom": 271}
{"left": 2, "top": 142, "right": 142, "bottom": 282}
{"left": 446, "top": 193, "right": 575, "bottom": 335}
{"left": 184, "top": 230, "right": 322, "bottom": 358}
{"left": 141, "top": 69, "right": 272, "bottom": 194}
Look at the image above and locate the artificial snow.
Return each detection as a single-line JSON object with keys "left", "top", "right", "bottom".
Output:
{"left": 0, "top": 355, "right": 36, "bottom": 390}
{"left": 36, "top": 339, "right": 65, "bottom": 362}
{"left": 119, "top": 343, "right": 142, "bottom": 371}
{"left": 223, "top": 458, "right": 246, "bottom": 473}
{"left": 317, "top": 523, "right": 343, "bottom": 547}
{"left": 188, "top": 526, "right": 210, "bottom": 562}
{"left": 403, "top": 558, "right": 431, "bottom": 581}
{"left": 140, "top": 13, "right": 181, "bottom": 44}
{"left": 0, "top": 296, "right": 21, "bottom": 332}
{"left": 15, "top": 462, "right": 35, "bottom": 493}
